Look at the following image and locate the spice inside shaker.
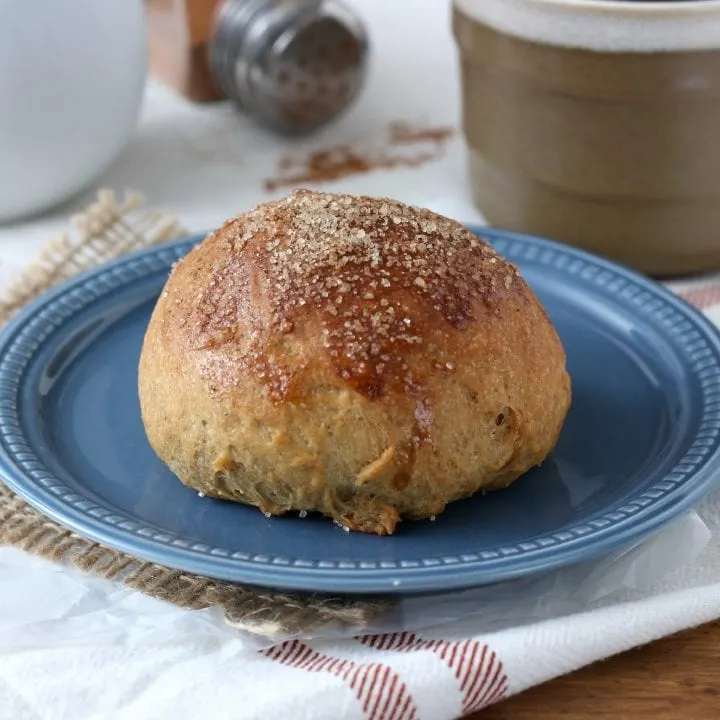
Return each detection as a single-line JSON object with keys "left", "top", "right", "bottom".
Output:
{"left": 147, "top": 0, "right": 225, "bottom": 102}
{"left": 210, "top": 0, "right": 369, "bottom": 134}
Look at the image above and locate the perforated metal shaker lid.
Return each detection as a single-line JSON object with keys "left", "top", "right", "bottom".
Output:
{"left": 209, "top": 0, "right": 369, "bottom": 135}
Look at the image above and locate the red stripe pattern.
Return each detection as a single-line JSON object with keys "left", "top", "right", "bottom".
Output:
{"left": 358, "top": 633, "right": 509, "bottom": 715}
{"left": 263, "top": 639, "right": 418, "bottom": 720}
{"left": 677, "top": 284, "right": 720, "bottom": 311}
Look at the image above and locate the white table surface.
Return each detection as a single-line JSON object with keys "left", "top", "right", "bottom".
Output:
{"left": 0, "top": 0, "right": 483, "bottom": 286}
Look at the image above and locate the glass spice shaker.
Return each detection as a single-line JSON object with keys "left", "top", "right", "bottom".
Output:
{"left": 147, "top": 0, "right": 369, "bottom": 134}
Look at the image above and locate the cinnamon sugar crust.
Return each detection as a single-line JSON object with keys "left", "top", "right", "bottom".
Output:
{"left": 139, "top": 191, "right": 571, "bottom": 535}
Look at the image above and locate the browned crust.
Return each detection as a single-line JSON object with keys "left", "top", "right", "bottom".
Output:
{"left": 139, "top": 190, "right": 571, "bottom": 535}
{"left": 160, "top": 189, "right": 526, "bottom": 403}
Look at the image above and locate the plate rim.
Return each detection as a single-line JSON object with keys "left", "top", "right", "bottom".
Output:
{"left": 1, "top": 227, "right": 719, "bottom": 594}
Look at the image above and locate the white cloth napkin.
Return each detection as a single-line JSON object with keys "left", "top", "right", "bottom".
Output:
{"left": 0, "top": 485, "right": 718, "bottom": 720}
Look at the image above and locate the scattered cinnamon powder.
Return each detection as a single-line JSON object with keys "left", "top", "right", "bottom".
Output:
{"left": 265, "top": 122, "right": 455, "bottom": 192}
{"left": 389, "top": 122, "right": 455, "bottom": 145}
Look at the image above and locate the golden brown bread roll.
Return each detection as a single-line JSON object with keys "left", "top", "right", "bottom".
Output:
{"left": 138, "top": 190, "right": 571, "bottom": 535}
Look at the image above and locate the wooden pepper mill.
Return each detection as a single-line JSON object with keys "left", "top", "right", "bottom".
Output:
{"left": 146, "top": 0, "right": 369, "bottom": 134}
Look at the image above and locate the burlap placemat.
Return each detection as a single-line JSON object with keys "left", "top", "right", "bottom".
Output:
{"left": 0, "top": 191, "right": 393, "bottom": 639}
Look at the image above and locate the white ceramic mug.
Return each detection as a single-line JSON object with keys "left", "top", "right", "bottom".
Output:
{"left": 0, "top": 0, "right": 147, "bottom": 223}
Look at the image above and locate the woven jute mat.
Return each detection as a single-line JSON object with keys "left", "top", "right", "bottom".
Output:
{"left": 0, "top": 191, "right": 393, "bottom": 639}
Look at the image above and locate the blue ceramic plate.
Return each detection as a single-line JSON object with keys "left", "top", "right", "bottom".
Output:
{"left": 1, "top": 229, "right": 719, "bottom": 594}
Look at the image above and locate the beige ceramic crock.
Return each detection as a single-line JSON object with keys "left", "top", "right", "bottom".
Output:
{"left": 454, "top": 0, "right": 720, "bottom": 276}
